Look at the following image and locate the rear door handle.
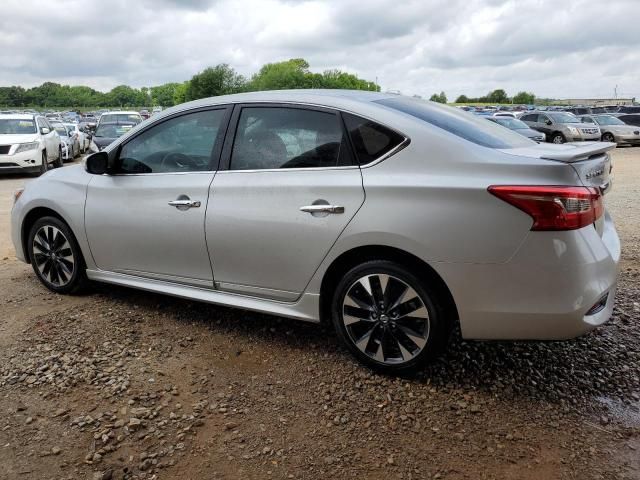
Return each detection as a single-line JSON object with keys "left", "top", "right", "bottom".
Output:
{"left": 300, "top": 205, "right": 344, "bottom": 214}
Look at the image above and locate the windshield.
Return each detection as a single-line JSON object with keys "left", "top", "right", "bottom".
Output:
{"left": 548, "top": 112, "right": 581, "bottom": 123}
{"left": 594, "top": 115, "right": 625, "bottom": 126}
{"left": 0, "top": 119, "right": 37, "bottom": 134}
{"left": 375, "top": 96, "right": 533, "bottom": 149}
{"left": 101, "top": 114, "right": 142, "bottom": 124}
{"left": 95, "top": 123, "right": 135, "bottom": 138}
{"left": 51, "top": 124, "right": 68, "bottom": 136}
{"left": 494, "top": 118, "right": 529, "bottom": 129}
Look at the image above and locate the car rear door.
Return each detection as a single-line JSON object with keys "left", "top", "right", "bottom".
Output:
{"left": 85, "top": 106, "right": 231, "bottom": 286}
{"left": 205, "top": 104, "right": 365, "bottom": 301}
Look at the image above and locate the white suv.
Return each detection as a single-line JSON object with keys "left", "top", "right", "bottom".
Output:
{"left": 0, "top": 114, "right": 62, "bottom": 175}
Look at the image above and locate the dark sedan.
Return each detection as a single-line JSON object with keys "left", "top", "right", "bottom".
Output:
{"left": 89, "top": 121, "right": 137, "bottom": 152}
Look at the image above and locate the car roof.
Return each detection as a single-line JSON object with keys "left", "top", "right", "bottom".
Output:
{"left": 102, "top": 111, "right": 142, "bottom": 115}
{"left": 0, "top": 113, "right": 35, "bottom": 120}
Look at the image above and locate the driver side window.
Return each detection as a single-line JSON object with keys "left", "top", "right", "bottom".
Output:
{"left": 118, "top": 109, "right": 226, "bottom": 174}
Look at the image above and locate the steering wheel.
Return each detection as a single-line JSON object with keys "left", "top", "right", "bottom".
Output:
{"left": 159, "top": 152, "right": 198, "bottom": 170}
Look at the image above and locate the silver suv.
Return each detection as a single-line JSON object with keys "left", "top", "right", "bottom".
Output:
{"left": 520, "top": 111, "right": 601, "bottom": 143}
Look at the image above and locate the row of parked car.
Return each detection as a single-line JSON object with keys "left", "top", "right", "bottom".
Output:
{"left": 469, "top": 106, "right": 640, "bottom": 145}
{"left": 0, "top": 109, "right": 146, "bottom": 175}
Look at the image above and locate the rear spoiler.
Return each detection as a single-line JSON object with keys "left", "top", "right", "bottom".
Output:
{"left": 539, "top": 142, "right": 616, "bottom": 163}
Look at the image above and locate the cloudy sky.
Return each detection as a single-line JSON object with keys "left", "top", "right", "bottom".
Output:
{"left": 1, "top": 0, "right": 639, "bottom": 100}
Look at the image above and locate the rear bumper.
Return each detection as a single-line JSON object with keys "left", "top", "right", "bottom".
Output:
{"left": 436, "top": 211, "right": 620, "bottom": 340}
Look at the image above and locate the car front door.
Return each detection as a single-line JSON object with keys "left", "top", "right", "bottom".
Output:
{"left": 37, "top": 118, "right": 57, "bottom": 160}
{"left": 205, "top": 104, "right": 366, "bottom": 301}
{"left": 537, "top": 114, "right": 554, "bottom": 135}
{"left": 84, "top": 107, "right": 230, "bottom": 286}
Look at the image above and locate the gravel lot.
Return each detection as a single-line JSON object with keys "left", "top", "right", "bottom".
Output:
{"left": 0, "top": 149, "right": 639, "bottom": 480}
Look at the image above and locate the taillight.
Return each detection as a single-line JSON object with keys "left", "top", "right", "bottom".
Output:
{"left": 488, "top": 185, "right": 603, "bottom": 231}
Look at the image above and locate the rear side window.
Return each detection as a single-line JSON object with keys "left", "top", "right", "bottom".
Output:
{"left": 230, "top": 107, "right": 354, "bottom": 170}
{"left": 342, "top": 113, "right": 405, "bottom": 165}
{"left": 376, "top": 97, "right": 532, "bottom": 149}
{"left": 520, "top": 114, "right": 537, "bottom": 122}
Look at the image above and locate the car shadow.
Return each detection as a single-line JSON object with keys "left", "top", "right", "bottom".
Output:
{"left": 87, "top": 275, "right": 638, "bottom": 408}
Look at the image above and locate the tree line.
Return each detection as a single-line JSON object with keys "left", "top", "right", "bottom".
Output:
{"left": 429, "top": 89, "right": 536, "bottom": 105}
{"left": 0, "top": 58, "right": 379, "bottom": 109}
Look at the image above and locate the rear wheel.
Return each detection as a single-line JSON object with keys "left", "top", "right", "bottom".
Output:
{"left": 331, "top": 260, "right": 449, "bottom": 373}
{"left": 602, "top": 132, "right": 615, "bottom": 143}
{"left": 551, "top": 132, "right": 566, "bottom": 144}
{"left": 27, "top": 216, "right": 88, "bottom": 294}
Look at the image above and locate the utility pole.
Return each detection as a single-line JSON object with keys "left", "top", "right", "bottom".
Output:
{"left": 614, "top": 85, "right": 618, "bottom": 100}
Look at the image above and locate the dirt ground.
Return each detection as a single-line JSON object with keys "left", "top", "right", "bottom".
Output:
{"left": 0, "top": 149, "right": 639, "bottom": 480}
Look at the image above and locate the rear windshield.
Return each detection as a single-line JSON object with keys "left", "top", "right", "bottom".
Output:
{"left": 51, "top": 124, "right": 68, "bottom": 136}
{"left": 95, "top": 123, "right": 135, "bottom": 138}
{"left": 375, "top": 97, "right": 533, "bottom": 149}
{"left": 0, "top": 119, "right": 37, "bottom": 134}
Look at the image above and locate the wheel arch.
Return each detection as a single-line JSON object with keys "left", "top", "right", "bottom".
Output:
{"left": 21, "top": 207, "right": 69, "bottom": 263}
{"left": 319, "top": 244, "right": 459, "bottom": 326}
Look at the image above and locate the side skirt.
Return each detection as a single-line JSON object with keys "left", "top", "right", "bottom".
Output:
{"left": 86, "top": 269, "right": 321, "bottom": 323}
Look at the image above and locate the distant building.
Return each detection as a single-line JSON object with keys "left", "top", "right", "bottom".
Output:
{"left": 558, "top": 98, "right": 635, "bottom": 106}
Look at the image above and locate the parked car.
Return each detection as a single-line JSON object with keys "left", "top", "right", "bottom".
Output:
{"left": 64, "top": 123, "right": 90, "bottom": 153}
{"left": 617, "top": 114, "right": 640, "bottom": 127}
{"left": 520, "top": 111, "right": 601, "bottom": 143}
{"left": 96, "top": 111, "right": 143, "bottom": 128}
{"left": 50, "top": 121, "right": 79, "bottom": 161}
{"left": 615, "top": 106, "right": 640, "bottom": 114}
{"left": 564, "top": 107, "right": 593, "bottom": 115}
{"left": 0, "top": 114, "right": 62, "bottom": 175}
{"left": 579, "top": 114, "right": 640, "bottom": 145}
{"left": 140, "top": 109, "right": 151, "bottom": 120}
{"left": 11, "top": 91, "right": 619, "bottom": 372}
{"left": 486, "top": 116, "right": 545, "bottom": 141}
{"left": 89, "top": 121, "right": 137, "bottom": 152}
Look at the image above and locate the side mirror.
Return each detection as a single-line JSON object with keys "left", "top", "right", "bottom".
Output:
{"left": 85, "top": 152, "right": 109, "bottom": 175}
{"left": 545, "top": 120, "right": 552, "bottom": 125}
{"left": 41, "top": 127, "right": 50, "bottom": 134}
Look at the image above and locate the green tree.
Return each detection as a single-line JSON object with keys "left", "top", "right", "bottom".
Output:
{"left": 173, "top": 82, "right": 189, "bottom": 105}
{"left": 150, "top": 82, "right": 182, "bottom": 107}
{"left": 248, "top": 58, "right": 311, "bottom": 91}
{"left": 185, "top": 64, "right": 245, "bottom": 101}
{"left": 106, "top": 85, "right": 147, "bottom": 107}
{"left": 487, "top": 89, "right": 509, "bottom": 104}
{"left": 512, "top": 91, "right": 535, "bottom": 104}
{"left": 455, "top": 94, "right": 469, "bottom": 103}
{"left": 429, "top": 91, "right": 447, "bottom": 103}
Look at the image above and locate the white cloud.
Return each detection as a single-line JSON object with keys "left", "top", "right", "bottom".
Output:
{"left": 1, "top": 0, "right": 639, "bottom": 99}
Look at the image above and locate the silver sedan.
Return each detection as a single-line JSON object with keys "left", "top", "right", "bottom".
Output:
{"left": 11, "top": 90, "right": 620, "bottom": 372}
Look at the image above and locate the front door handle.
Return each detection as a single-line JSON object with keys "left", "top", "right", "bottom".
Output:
{"left": 300, "top": 205, "right": 344, "bottom": 214}
{"left": 168, "top": 197, "right": 201, "bottom": 210}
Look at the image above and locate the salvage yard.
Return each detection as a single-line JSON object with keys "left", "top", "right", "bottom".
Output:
{"left": 0, "top": 149, "right": 639, "bottom": 480}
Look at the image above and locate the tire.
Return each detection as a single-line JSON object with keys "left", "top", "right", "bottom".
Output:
{"left": 602, "top": 132, "right": 615, "bottom": 143}
{"left": 551, "top": 132, "right": 566, "bottom": 144}
{"left": 55, "top": 146, "right": 64, "bottom": 168}
{"left": 27, "top": 216, "right": 88, "bottom": 294}
{"left": 39, "top": 151, "right": 48, "bottom": 175}
{"left": 331, "top": 260, "right": 450, "bottom": 373}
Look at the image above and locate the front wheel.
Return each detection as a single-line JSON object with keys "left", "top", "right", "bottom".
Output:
{"left": 551, "top": 133, "right": 566, "bottom": 144}
{"left": 55, "top": 146, "right": 64, "bottom": 167}
{"left": 331, "top": 260, "right": 449, "bottom": 373}
{"left": 27, "top": 216, "right": 88, "bottom": 294}
{"left": 602, "top": 132, "right": 615, "bottom": 143}
{"left": 39, "top": 151, "right": 49, "bottom": 175}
